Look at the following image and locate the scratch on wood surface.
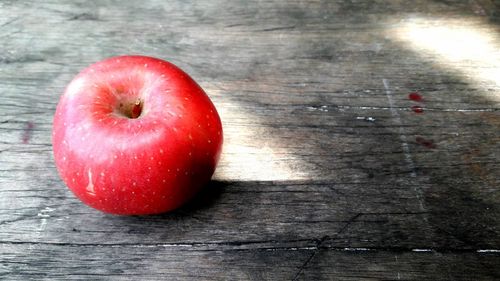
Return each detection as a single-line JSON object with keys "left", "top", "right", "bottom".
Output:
{"left": 0, "top": 17, "right": 19, "bottom": 28}
{"left": 382, "top": 79, "right": 417, "bottom": 178}
{"left": 477, "top": 249, "right": 500, "bottom": 253}
{"left": 383, "top": 79, "right": 430, "bottom": 216}
{"left": 395, "top": 255, "right": 401, "bottom": 280}
{"left": 36, "top": 207, "right": 55, "bottom": 233}
{"left": 257, "top": 25, "right": 296, "bottom": 32}
{"left": 336, "top": 105, "right": 498, "bottom": 112}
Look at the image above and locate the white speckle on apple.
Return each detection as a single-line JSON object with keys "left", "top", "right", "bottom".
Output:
{"left": 100, "top": 172, "right": 105, "bottom": 177}
{"left": 173, "top": 127, "right": 178, "bottom": 132}
{"left": 93, "top": 83, "right": 99, "bottom": 89}
{"left": 113, "top": 155, "right": 118, "bottom": 159}
{"left": 161, "top": 74, "right": 165, "bottom": 78}
{"left": 207, "top": 139, "right": 211, "bottom": 143}
{"left": 159, "top": 149, "right": 163, "bottom": 154}
{"left": 150, "top": 156, "right": 154, "bottom": 160}
{"left": 133, "top": 182, "right": 137, "bottom": 186}
{"left": 76, "top": 172, "right": 80, "bottom": 176}
{"left": 158, "top": 161, "right": 162, "bottom": 165}
{"left": 217, "top": 131, "right": 221, "bottom": 135}
{"left": 62, "top": 156, "right": 66, "bottom": 161}
{"left": 148, "top": 167, "right": 152, "bottom": 170}
{"left": 162, "top": 179, "right": 166, "bottom": 183}
{"left": 144, "top": 63, "right": 148, "bottom": 68}
{"left": 72, "top": 178, "right": 75, "bottom": 183}
{"left": 146, "top": 178, "right": 150, "bottom": 182}
{"left": 188, "top": 134, "right": 193, "bottom": 140}
{"left": 134, "top": 155, "right": 138, "bottom": 159}
{"left": 188, "top": 152, "right": 192, "bottom": 157}
{"left": 86, "top": 169, "right": 95, "bottom": 196}
{"left": 184, "top": 97, "right": 189, "bottom": 101}
{"left": 184, "top": 172, "right": 188, "bottom": 176}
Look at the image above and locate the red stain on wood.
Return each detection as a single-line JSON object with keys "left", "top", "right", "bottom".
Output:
{"left": 411, "top": 105, "right": 424, "bottom": 113}
{"left": 416, "top": 136, "right": 436, "bottom": 149}
{"left": 408, "top": 92, "right": 423, "bottom": 102}
{"left": 21, "top": 121, "right": 35, "bottom": 144}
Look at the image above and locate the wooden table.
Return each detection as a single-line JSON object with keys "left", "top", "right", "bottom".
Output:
{"left": 1, "top": 1, "right": 499, "bottom": 280}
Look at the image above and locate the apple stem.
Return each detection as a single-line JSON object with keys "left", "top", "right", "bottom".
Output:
{"left": 130, "top": 99, "right": 142, "bottom": 119}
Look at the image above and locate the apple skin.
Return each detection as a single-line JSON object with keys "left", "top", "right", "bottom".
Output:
{"left": 52, "top": 56, "right": 223, "bottom": 215}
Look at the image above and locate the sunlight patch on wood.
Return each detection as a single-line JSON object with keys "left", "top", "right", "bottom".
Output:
{"left": 209, "top": 90, "right": 309, "bottom": 181}
{"left": 389, "top": 17, "right": 500, "bottom": 101}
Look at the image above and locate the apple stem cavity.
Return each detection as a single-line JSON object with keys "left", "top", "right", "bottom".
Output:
{"left": 117, "top": 98, "right": 143, "bottom": 119}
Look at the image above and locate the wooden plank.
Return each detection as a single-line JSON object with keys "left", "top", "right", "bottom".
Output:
{"left": 0, "top": 179, "right": 499, "bottom": 249}
{"left": 1, "top": 243, "right": 499, "bottom": 280}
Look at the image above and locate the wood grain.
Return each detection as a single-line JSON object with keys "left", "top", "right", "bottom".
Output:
{"left": 1, "top": 0, "right": 499, "bottom": 280}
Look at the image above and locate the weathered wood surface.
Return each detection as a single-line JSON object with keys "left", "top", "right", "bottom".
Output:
{"left": 1, "top": 0, "right": 499, "bottom": 280}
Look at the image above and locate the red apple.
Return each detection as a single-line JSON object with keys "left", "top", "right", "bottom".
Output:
{"left": 52, "top": 55, "right": 223, "bottom": 215}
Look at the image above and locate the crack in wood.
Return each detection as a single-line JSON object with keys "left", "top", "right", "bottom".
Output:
{"left": 1, "top": 239, "right": 499, "bottom": 255}
{"left": 291, "top": 213, "right": 362, "bottom": 280}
